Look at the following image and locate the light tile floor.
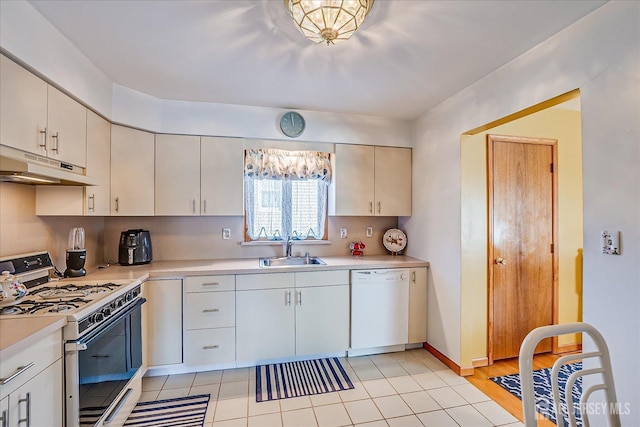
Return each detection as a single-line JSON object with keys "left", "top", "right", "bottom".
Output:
{"left": 140, "top": 349, "right": 523, "bottom": 427}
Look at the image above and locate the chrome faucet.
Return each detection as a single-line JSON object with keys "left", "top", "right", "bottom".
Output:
{"left": 285, "top": 236, "right": 293, "bottom": 258}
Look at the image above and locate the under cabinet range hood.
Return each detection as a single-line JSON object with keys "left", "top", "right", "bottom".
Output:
{"left": 0, "top": 147, "right": 98, "bottom": 186}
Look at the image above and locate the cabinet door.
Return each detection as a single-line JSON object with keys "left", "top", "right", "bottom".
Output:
{"left": 47, "top": 86, "right": 87, "bottom": 167}
{"left": 85, "top": 110, "right": 111, "bottom": 215}
{"left": 0, "top": 54, "right": 48, "bottom": 156}
{"left": 330, "top": 144, "right": 375, "bottom": 216}
{"left": 0, "top": 395, "right": 8, "bottom": 427}
{"left": 201, "top": 137, "right": 244, "bottom": 215}
{"left": 143, "top": 280, "right": 183, "bottom": 367}
{"left": 236, "top": 288, "right": 294, "bottom": 362}
{"left": 8, "top": 359, "right": 63, "bottom": 427}
{"left": 295, "top": 285, "right": 350, "bottom": 356}
{"left": 110, "top": 125, "right": 155, "bottom": 216}
{"left": 374, "top": 147, "right": 412, "bottom": 216}
{"left": 155, "top": 134, "right": 201, "bottom": 215}
{"left": 408, "top": 267, "right": 427, "bottom": 343}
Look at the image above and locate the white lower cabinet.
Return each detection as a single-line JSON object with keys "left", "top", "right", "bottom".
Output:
{"left": 0, "top": 329, "right": 63, "bottom": 427}
{"left": 143, "top": 279, "right": 183, "bottom": 367}
{"left": 184, "top": 276, "right": 236, "bottom": 367}
{"left": 408, "top": 267, "right": 428, "bottom": 343}
{"left": 7, "top": 359, "right": 63, "bottom": 427}
{"left": 236, "top": 286, "right": 295, "bottom": 362}
{"left": 0, "top": 395, "right": 7, "bottom": 427}
{"left": 236, "top": 271, "right": 350, "bottom": 363}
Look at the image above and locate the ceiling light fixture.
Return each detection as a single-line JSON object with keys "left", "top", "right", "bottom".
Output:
{"left": 284, "top": 0, "right": 374, "bottom": 45}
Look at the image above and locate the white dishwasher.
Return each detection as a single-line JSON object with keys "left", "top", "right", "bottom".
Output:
{"left": 351, "top": 268, "right": 409, "bottom": 350}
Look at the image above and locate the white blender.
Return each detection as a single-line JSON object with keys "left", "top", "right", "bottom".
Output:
{"left": 64, "top": 227, "right": 86, "bottom": 277}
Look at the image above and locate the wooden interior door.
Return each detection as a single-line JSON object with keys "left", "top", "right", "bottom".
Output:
{"left": 488, "top": 134, "right": 557, "bottom": 362}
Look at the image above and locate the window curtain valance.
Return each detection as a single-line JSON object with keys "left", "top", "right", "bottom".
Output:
{"left": 244, "top": 149, "right": 332, "bottom": 184}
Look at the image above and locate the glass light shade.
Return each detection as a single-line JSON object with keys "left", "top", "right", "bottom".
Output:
{"left": 284, "top": 0, "right": 374, "bottom": 45}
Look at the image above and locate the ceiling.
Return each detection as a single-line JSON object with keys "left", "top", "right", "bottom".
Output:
{"left": 28, "top": 0, "right": 605, "bottom": 120}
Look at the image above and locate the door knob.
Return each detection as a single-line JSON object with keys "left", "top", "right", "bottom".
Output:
{"left": 495, "top": 257, "right": 507, "bottom": 265}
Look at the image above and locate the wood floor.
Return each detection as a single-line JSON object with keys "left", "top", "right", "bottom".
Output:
{"left": 466, "top": 353, "right": 561, "bottom": 427}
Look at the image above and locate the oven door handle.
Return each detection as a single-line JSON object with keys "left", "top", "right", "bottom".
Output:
{"left": 69, "top": 298, "right": 146, "bottom": 350}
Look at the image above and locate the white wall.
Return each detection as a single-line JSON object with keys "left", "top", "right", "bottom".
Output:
{"left": 401, "top": 2, "right": 639, "bottom": 422}
{"left": 0, "top": 1, "right": 412, "bottom": 147}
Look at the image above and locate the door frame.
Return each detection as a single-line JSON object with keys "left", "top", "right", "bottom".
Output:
{"left": 487, "top": 134, "right": 559, "bottom": 364}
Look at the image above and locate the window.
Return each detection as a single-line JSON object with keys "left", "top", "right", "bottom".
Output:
{"left": 244, "top": 149, "right": 331, "bottom": 241}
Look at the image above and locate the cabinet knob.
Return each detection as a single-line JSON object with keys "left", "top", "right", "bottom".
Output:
{"left": 494, "top": 257, "right": 507, "bottom": 265}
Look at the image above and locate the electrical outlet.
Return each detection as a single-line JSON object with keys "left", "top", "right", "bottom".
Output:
{"left": 222, "top": 228, "right": 231, "bottom": 240}
{"left": 340, "top": 228, "right": 348, "bottom": 239}
{"left": 366, "top": 226, "right": 373, "bottom": 238}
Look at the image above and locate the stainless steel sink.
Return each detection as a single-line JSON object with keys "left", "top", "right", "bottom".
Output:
{"left": 259, "top": 256, "right": 326, "bottom": 268}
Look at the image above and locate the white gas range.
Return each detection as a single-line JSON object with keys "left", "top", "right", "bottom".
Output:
{"left": 0, "top": 252, "right": 145, "bottom": 427}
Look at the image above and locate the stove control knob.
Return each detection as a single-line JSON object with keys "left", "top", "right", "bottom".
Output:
{"left": 102, "top": 307, "right": 111, "bottom": 317}
{"left": 93, "top": 312, "right": 104, "bottom": 323}
{"left": 125, "top": 292, "right": 133, "bottom": 302}
{"left": 110, "top": 301, "right": 117, "bottom": 310}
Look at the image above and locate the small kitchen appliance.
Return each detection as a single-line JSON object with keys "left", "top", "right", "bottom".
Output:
{"left": 118, "top": 229, "right": 152, "bottom": 265}
{"left": 65, "top": 227, "right": 86, "bottom": 277}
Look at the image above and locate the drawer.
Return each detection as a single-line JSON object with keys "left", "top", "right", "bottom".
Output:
{"left": 185, "top": 275, "right": 235, "bottom": 293}
{"left": 184, "top": 328, "right": 235, "bottom": 367}
{"left": 295, "top": 270, "right": 349, "bottom": 287}
{"left": 0, "top": 329, "right": 62, "bottom": 398}
{"left": 185, "top": 291, "right": 235, "bottom": 329}
{"left": 236, "top": 272, "right": 294, "bottom": 291}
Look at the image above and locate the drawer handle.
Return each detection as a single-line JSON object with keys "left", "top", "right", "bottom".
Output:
{"left": 202, "top": 282, "right": 219, "bottom": 287}
{"left": 203, "top": 345, "right": 220, "bottom": 350}
{"left": 202, "top": 308, "right": 220, "bottom": 313}
{"left": 0, "top": 362, "right": 34, "bottom": 385}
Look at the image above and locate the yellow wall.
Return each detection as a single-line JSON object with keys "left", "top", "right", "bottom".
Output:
{"left": 460, "top": 106, "right": 583, "bottom": 367}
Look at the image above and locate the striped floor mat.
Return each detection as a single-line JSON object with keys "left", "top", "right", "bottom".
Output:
{"left": 123, "top": 394, "right": 210, "bottom": 427}
{"left": 256, "top": 357, "right": 354, "bottom": 402}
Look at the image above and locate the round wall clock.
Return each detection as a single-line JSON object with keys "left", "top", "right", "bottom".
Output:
{"left": 383, "top": 228, "right": 407, "bottom": 254}
{"left": 280, "top": 111, "right": 305, "bottom": 138}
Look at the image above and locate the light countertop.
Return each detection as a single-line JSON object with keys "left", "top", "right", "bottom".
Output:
{"left": 0, "top": 315, "right": 67, "bottom": 354}
{"left": 85, "top": 255, "right": 429, "bottom": 281}
{"left": 1, "top": 255, "right": 428, "bottom": 354}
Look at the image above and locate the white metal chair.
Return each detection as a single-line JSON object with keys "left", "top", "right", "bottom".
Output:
{"left": 519, "top": 322, "right": 621, "bottom": 427}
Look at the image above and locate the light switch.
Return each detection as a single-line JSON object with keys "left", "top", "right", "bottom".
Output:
{"left": 601, "top": 230, "right": 620, "bottom": 255}
{"left": 222, "top": 228, "right": 231, "bottom": 240}
{"left": 366, "top": 226, "right": 373, "bottom": 238}
{"left": 340, "top": 228, "right": 348, "bottom": 239}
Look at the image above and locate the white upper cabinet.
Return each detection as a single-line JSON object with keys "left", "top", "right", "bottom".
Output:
{"left": 0, "top": 54, "right": 87, "bottom": 168}
{"left": 331, "top": 144, "right": 375, "bottom": 216}
{"left": 155, "top": 134, "right": 201, "bottom": 215}
{"left": 111, "top": 125, "right": 155, "bottom": 216}
{"left": 330, "top": 144, "right": 411, "bottom": 216}
{"left": 374, "top": 146, "right": 412, "bottom": 216}
{"left": 200, "top": 137, "right": 244, "bottom": 216}
{"left": 0, "top": 54, "right": 48, "bottom": 156}
{"left": 85, "top": 110, "right": 111, "bottom": 215}
{"left": 155, "top": 135, "right": 244, "bottom": 216}
{"left": 46, "top": 86, "right": 87, "bottom": 167}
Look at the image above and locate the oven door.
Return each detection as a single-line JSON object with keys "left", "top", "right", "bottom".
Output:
{"left": 66, "top": 298, "right": 145, "bottom": 427}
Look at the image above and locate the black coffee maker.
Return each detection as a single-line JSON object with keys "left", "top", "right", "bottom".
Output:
{"left": 118, "top": 229, "right": 152, "bottom": 265}
{"left": 64, "top": 227, "right": 86, "bottom": 277}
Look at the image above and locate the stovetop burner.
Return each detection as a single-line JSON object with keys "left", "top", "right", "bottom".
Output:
{"left": 0, "top": 297, "right": 90, "bottom": 315}
{"left": 31, "top": 282, "right": 121, "bottom": 300}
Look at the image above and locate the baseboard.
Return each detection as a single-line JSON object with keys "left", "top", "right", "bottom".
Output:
{"left": 472, "top": 357, "right": 489, "bottom": 368}
{"left": 423, "top": 343, "right": 474, "bottom": 377}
